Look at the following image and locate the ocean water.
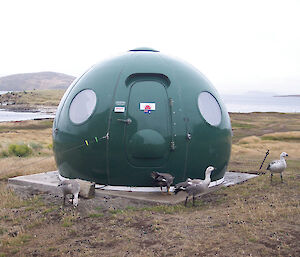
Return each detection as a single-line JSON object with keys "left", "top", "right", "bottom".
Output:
{"left": 0, "top": 109, "right": 55, "bottom": 122}
{"left": 222, "top": 94, "right": 300, "bottom": 113}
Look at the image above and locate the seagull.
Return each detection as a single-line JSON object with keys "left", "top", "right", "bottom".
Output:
{"left": 57, "top": 179, "right": 80, "bottom": 206}
{"left": 151, "top": 171, "right": 174, "bottom": 194}
{"left": 267, "top": 152, "right": 288, "bottom": 183}
{"left": 174, "top": 166, "right": 215, "bottom": 206}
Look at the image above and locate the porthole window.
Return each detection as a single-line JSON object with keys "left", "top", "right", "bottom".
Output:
{"left": 197, "top": 92, "right": 222, "bottom": 126}
{"left": 69, "top": 89, "right": 97, "bottom": 124}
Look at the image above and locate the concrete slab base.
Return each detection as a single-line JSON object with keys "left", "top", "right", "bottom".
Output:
{"left": 8, "top": 171, "right": 258, "bottom": 205}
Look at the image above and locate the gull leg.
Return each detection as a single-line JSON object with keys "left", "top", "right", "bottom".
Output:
{"left": 160, "top": 186, "right": 165, "bottom": 195}
{"left": 63, "top": 195, "right": 66, "bottom": 206}
{"left": 270, "top": 173, "right": 273, "bottom": 183}
{"left": 73, "top": 193, "right": 79, "bottom": 207}
{"left": 167, "top": 186, "right": 171, "bottom": 195}
{"left": 280, "top": 173, "right": 283, "bottom": 183}
{"left": 192, "top": 196, "right": 195, "bottom": 207}
{"left": 184, "top": 196, "right": 188, "bottom": 207}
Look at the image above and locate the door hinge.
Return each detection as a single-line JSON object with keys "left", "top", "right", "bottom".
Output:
{"left": 186, "top": 133, "right": 192, "bottom": 140}
{"left": 117, "top": 118, "right": 132, "bottom": 125}
{"left": 170, "top": 141, "right": 176, "bottom": 151}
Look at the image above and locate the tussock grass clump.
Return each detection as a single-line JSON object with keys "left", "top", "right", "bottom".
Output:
{"left": 8, "top": 144, "right": 32, "bottom": 157}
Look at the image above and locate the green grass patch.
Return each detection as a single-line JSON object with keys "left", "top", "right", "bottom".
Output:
{"left": 261, "top": 135, "right": 300, "bottom": 141}
{"left": 109, "top": 209, "right": 124, "bottom": 215}
{"left": 61, "top": 216, "right": 74, "bottom": 227}
{"left": 125, "top": 206, "right": 140, "bottom": 211}
{"left": 135, "top": 204, "right": 186, "bottom": 214}
{"left": 89, "top": 213, "right": 104, "bottom": 218}
{"left": 8, "top": 143, "right": 32, "bottom": 157}
{"left": 42, "top": 206, "right": 59, "bottom": 215}
{"left": 231, "top": 122, "right": 256, "bottom": 129}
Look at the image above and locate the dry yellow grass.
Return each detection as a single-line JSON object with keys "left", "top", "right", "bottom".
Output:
{"left": 230, "top": 130, "right": 300, "bottom": 173}
{"left": 0, "top": 120, "right": 56, "bottom": 180}
{"left": 0, "top": 157, "right": 56, "bottom": 180}
{"left": 0, "top": 121, "right": 52, "bottom": 146}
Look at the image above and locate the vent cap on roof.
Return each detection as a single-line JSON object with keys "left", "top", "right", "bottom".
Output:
{"left": 129, "top": 47, "right": 159, "bottom": 52}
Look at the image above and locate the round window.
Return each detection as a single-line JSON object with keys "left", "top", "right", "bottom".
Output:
{"left": 69, "top": 89, "right": 97, "bottom": 124}
{"left": 198, "top": 92, "right": 222, "bottom": 126}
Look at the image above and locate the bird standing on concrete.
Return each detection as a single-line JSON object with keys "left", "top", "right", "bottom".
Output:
{"left": 57, "top": 179, "right": 80, "bottom": 206}
{"left": 151, "top": 171, "right": 174, "bottom": 194}
{"left": 267, "top": 152, "right": 288, "bottom": 183}
{"left": 174, "top": 166, "right": 215, "bottom": 206}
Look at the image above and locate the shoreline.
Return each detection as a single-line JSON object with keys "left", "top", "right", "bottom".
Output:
{"left": 1, "top": 107, "right": 300, "bottom": 124}
{"left": 0, "top": 104, "right": 56, "bottom": 114}
{"left": 1, "top": 104, "right": 300, "bottom": 114}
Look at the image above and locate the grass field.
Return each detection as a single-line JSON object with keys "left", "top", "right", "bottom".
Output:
{"left": 0, "top": 113, "right": 299, "bottom": 256}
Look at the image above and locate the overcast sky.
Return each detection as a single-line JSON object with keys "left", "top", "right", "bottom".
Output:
{"left": 0, "top": 0, "right": 299, "bottom": 94}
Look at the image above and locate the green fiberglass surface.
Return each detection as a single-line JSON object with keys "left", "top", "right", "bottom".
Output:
{"left": 53, "top": 48, "right": 232, "bottom": 186}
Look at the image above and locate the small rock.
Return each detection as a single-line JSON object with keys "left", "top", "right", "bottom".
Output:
{"left": 76, "top": 179, "right": 95, "bottom": 199}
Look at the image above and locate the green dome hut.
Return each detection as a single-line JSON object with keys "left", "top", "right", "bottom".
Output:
{"left": 53, "top": 48, "right": 232, "bottom": 188}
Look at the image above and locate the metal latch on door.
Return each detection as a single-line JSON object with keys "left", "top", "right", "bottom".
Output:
{"left": 117, "top": 118, "right": 132, "bottom": 125}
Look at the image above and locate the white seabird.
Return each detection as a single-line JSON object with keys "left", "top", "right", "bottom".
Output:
{"left": 266, "top": 152, "right": 288, "bottom": 183}
{"left": 174, "top": 166, "right": 215, "bottom": 206}
{"left": 57, "top": 179, "right": 80, "bottom": 206}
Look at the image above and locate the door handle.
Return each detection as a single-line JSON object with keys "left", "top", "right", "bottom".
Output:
{"left": 117, "top": 118, "right": 132, "bottom": 125}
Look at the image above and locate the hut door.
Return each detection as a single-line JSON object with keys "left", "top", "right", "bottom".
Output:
{"left": 124, "top": 81, "right": 170, "bottom": 167}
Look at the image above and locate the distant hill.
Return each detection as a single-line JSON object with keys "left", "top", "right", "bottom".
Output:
{"left": 0, "top": 72, "right": 76, "bottom": 91}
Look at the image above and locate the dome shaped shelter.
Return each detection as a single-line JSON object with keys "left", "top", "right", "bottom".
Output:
{"left": 53, "top": 48, "right": 232, "bottom": 188}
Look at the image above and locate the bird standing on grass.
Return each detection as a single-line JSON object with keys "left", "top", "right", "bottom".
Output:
{"left": 267, "top": 152, "right": 288, "bottom": 183}
{"left": 151, "top": 171, "right": 174, "bottom": 194}
{"left": 174, "top": 166, "right": 215, "bottom": 207}
{"left": 57, "top": 179, "right": 80, "bottom": 207}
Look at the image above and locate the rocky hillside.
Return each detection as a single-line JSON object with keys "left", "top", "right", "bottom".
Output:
{"left": 0, "top": 72, "right": 75, "bottom": 91}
